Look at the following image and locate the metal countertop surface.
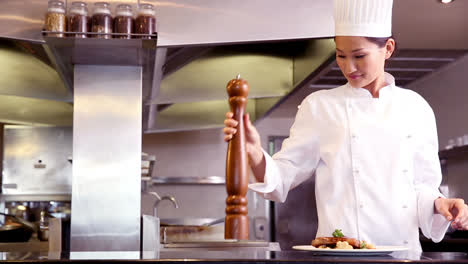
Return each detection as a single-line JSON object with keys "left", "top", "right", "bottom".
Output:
{"left": 0, "top": 250, "right": 467, "bottom": 263}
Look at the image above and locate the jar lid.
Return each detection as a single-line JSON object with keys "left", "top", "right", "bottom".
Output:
{"left": 48, "top": 0, "right": 65, "bottom": 13}
{"left": 137, "top": 3, "right": 155, "bottom": 16}
{"left": 93, "top": 2, "right": 111, "bottom": 15}
{"left": 71, "top": 1, "right": 87, "bottom": 7}
{"left": 116, "top": 4, "right": 133, "bottom": 17}
{"left": 48, "top": 0, "right": 64, "bottom": 6}
{"left": 48, "top": 7, "right": 65, "bottom": 13}
{"left": 70, "top": 1, "right": 88, "bottom": 15}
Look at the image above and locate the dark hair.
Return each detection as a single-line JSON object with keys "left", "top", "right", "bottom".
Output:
{"left": 365, "top": 36, "right": 397, "bottom": 58}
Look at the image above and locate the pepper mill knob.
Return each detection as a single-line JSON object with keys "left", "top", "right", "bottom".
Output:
{"left": 226, "top": 74, "right": 249, "bottom": 98}
{"left": 225, "top": 74, "right": 250, "bottom": 240}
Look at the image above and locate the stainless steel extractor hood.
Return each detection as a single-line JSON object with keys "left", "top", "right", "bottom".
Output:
{"left": 0, "top": 39, "right": 72, "bottom": 126}
{"left": 0, "top": 35, "right": 338, "bottom": 131}
{"left": 0, "top": 0, "right": 337, "bottom": 131}
{"left": 1, "top": 0, "right": 468, "bottom": 131}
{"left": 144, "top": 39, "right": 337, "bottom": 132}
{"left": 1, "top": 37, "right": 467, "bottom": 132}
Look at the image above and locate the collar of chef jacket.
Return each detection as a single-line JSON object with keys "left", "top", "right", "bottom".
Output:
{"left": 346, "top": 72, "right": 395, "bottom": 99}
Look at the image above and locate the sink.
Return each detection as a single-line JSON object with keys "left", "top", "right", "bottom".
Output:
{"left": 143, "top": 216, "right": 280, "bottom": 254}
{"left": 160, "top": 218, "right": 223, "bottom": 227}
{"left": 161, "top": 223, "right": 224, "bottom": 243}
{"left": 162, "top": 241, "right": 281, "bottom": 252}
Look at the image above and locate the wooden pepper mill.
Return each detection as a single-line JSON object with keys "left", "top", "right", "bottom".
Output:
{"left": 225, "top": 74, "right": 249, "bottom": 240}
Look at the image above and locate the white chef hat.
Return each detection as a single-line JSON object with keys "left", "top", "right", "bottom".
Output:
{"left": 334, "top": 0, "right": 393, "bottom": 37}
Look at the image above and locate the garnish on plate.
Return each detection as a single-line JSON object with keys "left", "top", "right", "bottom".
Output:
{"left": 332, "top": 229, "right": 344, "bottom": 238}
{"left": 311, "top": 229, "right": 375, "bottom": 250}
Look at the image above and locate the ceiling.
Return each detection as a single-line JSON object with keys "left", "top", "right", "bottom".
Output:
{"left": 393, "top": 0, "right": 468, "bottom": 49}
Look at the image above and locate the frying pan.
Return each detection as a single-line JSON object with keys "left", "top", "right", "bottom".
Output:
{"left": 0, "top": 212, "right": 36, "bottom": 243}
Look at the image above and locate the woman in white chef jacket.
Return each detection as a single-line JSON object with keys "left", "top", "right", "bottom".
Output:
{"left": 223, "top": 0, "right": 468, "bottom": 253}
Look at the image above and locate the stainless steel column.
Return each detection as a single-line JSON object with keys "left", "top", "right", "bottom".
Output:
{"left": 71, "top": 65, "right": 142, "bottom": 251}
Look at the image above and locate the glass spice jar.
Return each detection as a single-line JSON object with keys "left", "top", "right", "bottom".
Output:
{"left": 44, "top": 0, "right": 66, "bottom": 37}
{"left": 87, "top": 16, "right": 92, "bottom": 34}
{"left": 135, "top": 4, "right": 156, "bottom": 39}
{"left": 68, "top": 1, "right": 88, "bottom": 38}
{"left": 91, "top": 2, "right": 112, "bottom": 39}
{"left": 114, "top": 4, "right": 134, "bottom": 39}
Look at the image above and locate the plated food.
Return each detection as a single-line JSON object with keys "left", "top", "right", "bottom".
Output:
{"left": 311, "top": 229, "right": 375, "bottom": 250}
{"left": 293, "top": 229, "right": 407, "bottom": 256}
{"left": 292, "top": 245, "right": 408, "bottom": 256}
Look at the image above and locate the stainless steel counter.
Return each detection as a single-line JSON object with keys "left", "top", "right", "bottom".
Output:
{"left": 0, "top": 250, "right": 467, "bottom": 263}
{"left": 0, "top": 242, "right": 48, "bottom": 253}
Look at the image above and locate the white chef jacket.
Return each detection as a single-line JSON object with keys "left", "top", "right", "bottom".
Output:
{"left": 249, "top": 73, "right": 450, "bottom": 252}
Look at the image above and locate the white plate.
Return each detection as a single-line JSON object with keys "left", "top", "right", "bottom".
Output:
{"left": 292, "top": 245, "right": 409, "bottom": 256}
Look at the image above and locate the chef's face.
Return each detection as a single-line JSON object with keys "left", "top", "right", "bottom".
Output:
{"left": 335, "top": 36, "right": 394, "bottom": 90}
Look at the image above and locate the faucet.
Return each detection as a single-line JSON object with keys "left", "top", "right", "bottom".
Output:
{"left": 147, "top": 191, "right": 179, "bottom": 217}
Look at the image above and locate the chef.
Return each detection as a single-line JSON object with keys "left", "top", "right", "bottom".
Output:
{"left": 223, "top": 0, "right": 468, "bottom": 253}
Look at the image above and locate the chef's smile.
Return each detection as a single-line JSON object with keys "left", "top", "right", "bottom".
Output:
{"left": 348, "top": 73, "right": 362, "bottom": 80}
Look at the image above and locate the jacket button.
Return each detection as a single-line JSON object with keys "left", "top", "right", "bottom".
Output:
{"left": 402, "top": 169, "right": 408, "bottom": 173}
{"left": 407, "top": 134, "right": 412, "bottom": 139}
{"left": 403, "top": 205, "right": 408, "bottom": 209}
{"left": 352, "top": 134, "right": 357, "bottom": 139}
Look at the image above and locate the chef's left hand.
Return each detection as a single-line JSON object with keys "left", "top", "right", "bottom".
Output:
{"left": 434, "top": 197, "right": 468, "bottom": 230}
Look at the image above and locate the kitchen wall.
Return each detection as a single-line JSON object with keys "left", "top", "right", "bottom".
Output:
{"left": 140, "top": 105, "right": 298, "bottom": 176}
{"left": 407, "top": 54, "right": 468, "bottom": 203}
{"left": 2, "top": 126, "right": 73, "bottom": 195}
{"left": 141, "top": 128, "right": 227, "bottom": 219}
{"left": 141, "top": 101, "right": 299, "bottom": 242}
{"left": 407, "top": 54, "right": 468, "bottom": 149}
{"left": 142, "top": 129, "right": 227, "bottom": 178}
{"left": 141, "top": 129, "right": 226, "bottom": 220}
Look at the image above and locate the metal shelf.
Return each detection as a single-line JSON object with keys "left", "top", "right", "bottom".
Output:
{"left": 0, "top": 194, "right": 71, "bottom": 202}
{"left": 439, "top": 145, "right": 468, "bottom": 160}
{"left": 42, "top": 31, "right": 157, "bottom": 39}
{"left": 43, "top": 36, "right": 157, "bottom": 65}
{"left": 42, "top": 36, "right": 158, "bottom": 101}
{"left": 151, "top": 176, "right": 225, "bottom": 185}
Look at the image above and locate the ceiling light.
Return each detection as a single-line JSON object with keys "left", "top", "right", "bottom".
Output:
{"left": 439, "top": 0, "right": 454, "bottom": 4}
